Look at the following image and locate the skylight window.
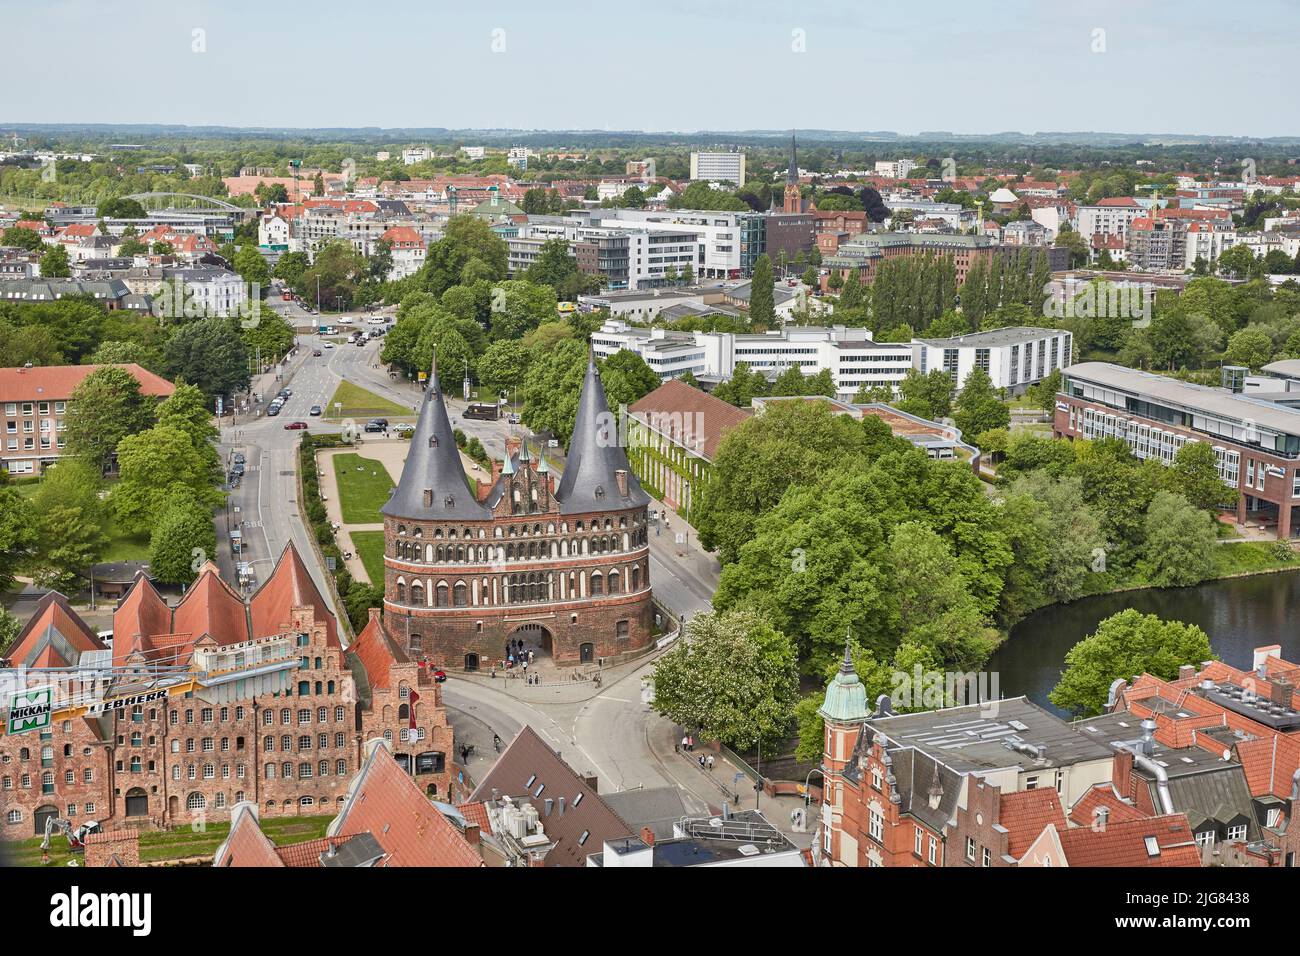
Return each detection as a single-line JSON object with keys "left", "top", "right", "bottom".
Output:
{"left": 1144, "top": 836, "right": 1160, "bottom": 857}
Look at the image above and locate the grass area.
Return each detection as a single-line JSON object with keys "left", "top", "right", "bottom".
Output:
{"left": 323, "top": 380, "right": 410, "bottom": 419}
{"left": 4, "top": 814, "right": 335, "bottom": 867}
{"left": 351, "top": 530, "right": 387, "bottom": 586}
{"left": 100, "top": 511, "right": 151, "bottom": 563}
{"left": 332, "top": 452, "right": 395, "bottom": 524}
{"left": 1211, "top": 540, "right": 1299, "bottom": 576}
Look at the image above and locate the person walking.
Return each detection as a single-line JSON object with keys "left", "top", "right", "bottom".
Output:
{"left": 707, "top": 754, "right": 715, "bottom": 771}
{"left": 698, "top": 755, "right": 706, "bottom": 770}
{"left": 681, "top": 734, "right": 689, "bottom": 752}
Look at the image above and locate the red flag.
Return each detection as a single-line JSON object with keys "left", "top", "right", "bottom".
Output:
{"left": 408, "top": 690, "right": 419, "bottom": 730}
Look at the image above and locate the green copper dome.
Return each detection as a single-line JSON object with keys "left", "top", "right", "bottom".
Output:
{"left": 818, "top": 638, "right": 870, "bottom": 723}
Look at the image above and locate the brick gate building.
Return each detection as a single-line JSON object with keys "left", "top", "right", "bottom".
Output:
{"left": 379, "top": 350, "right": 655, "bottom": 669}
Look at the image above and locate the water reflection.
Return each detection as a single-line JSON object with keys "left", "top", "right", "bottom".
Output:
{"left": 989, "top": 571, "right": 1300, "bottom": 716}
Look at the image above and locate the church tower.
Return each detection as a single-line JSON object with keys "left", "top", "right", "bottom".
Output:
{"left": 783, "top": 131, "right": 803, "bottom": 214}
{"left": 818, "top": 636, "right": 870, "bottom": 864}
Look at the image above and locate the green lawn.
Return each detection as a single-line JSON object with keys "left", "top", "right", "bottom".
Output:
{"left": 323, "top": 380, "right": 410, "bottom": 419}
{"left": 4, "top": 814, "right": 335, "bottom": 867}
{"left": 1212, "top": 540, "right": 1299, "bottom": 576}
{"left": 351, "top": 530, "right": 387, "bottom": 585}
{"left": 332, "top": 453, "right": 395, "bottom": 524}
{"left": 100, "top": 511, "right": 151, "bottom": 563}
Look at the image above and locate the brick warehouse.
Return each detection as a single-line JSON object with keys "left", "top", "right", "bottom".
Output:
{"left": 378, "top": 349, "right": 655, "bottom": 669}
{"left": 0, "top": 544, "right": 454, "bottom": 838}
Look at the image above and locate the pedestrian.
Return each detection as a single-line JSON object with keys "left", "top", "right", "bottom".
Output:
{"left": 707, "top": 755, "right": 715, "bottom": 771}
{"left": 698, "top": 755, "right": 706, "bottom": 770}
{"left": 681, "top": 735, "right": 689, "bottom": 752}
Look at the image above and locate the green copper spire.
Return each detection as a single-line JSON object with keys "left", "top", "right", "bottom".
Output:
{"left": 818, "top": 630, "right": 869, "bottom": 723}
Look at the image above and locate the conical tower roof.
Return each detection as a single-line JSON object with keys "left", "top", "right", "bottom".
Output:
{"left": 555, "top": 348, "right": 650, "bottom": 514}
{"left": 381, "top": 348, "right": 488, "bottom": 521}
{"left": 819, "top": 631, "right": 870, "bottom": 723}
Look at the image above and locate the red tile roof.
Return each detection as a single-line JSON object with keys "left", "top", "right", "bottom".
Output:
{"left": 1057, "top": 814, "right": 1201, "bottom": 867}
{"left": 0, "top": 364, "right": 175, "bottom": 405}
{"left": 347, "top": 612, "right": 407, "bottom": 692}
{"left": 628, "top": 379, "right": 753, "bottom": 461}
{"left": 214, "top": 807, "right": 286, "bottom": 867}
{"left": 1067, "top": 784, "right": 1149, "bottom": 828}
{"left": 6, "top": 591, "right": 105, "bottom": 668}
{"left": 170, "top": 563, "right": 250, "bottom": 647}
{"left": 331, "top": 743, "right": 483, "bottom": 867}
{"left": 1094, "top": 197, "right": 1141, "bottom": 207}
{"left": 999, "top": 788, "right": 1067, "bottom": 859}
{"left": 250, "top": 543, "right": 338, "bottom": 647}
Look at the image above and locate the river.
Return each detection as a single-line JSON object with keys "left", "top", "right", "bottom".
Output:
{"left": 988, "top": 569, "right": 1300, "bottom": 716}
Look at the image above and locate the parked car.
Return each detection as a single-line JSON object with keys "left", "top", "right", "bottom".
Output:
{"left": 232, "top": 453, "right": 246, "bottom": 465}
{"left": 393, "top": 422, "right": 415, "bottom": 435}
{"left": 278, "top": 388, "right": 292, "bottom": 398}
{"left": 266, "top": 404, "right": 282, "bottom": 416}
{"left": 323, "top": 342, "right": 335, "bottom": 349}
{"left": 309, "top": 405, "right": 322, "bottom": 416}
{"left": 507, "top": 413, "right": 521, "bottom": 424}
{"left": 431, "top": 669, "right": 447, "bottom": 683}
{"left": 364, "top": 418, "right": 388, "bottom": 433}
{"left": 312, "top": 349, "right": 322, "bottom": 357}
{"left": 283, "top": 421, "right": 308, "bottom": 430}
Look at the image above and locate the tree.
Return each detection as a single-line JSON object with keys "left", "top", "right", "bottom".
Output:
{"left": 148, "top": 489, "right": 217, "bottom": 585}
{"left": 1001, "top": 472, "right": 1105, "bottom": 605}
{"left": 896, "top": 368, "right": 953, "bottom": 420}
{"left": 155, "top": 382, "right": 222, "bottom": 479}
{"left": 650, "top": 608, "right": 799, "bottom": 750}
{"left": 0, "top": 487, "right": 38, "bottom": 591}
{"left": 272, "top": 251, "right": 310, "bottom": 289}
{"left": 1, "top": 226, "right": 44, "bottom": 250}
{"left": 368, "top": 237, "right": 393, "bottom": 282}
{"left": 711, "top": 362, "right": 770, "bottom": 408}
{"left": 1169, "top": 442, "right": 1235, "bottom": 514}
{"left": 39, "top": 243, "right": 71, "bottom": 278}
{"left": 112, "top": 424, "right": 224, "bottom": 535}
{"left": 27, "top": 459, "right": 108, "bottom": 591}
{"left": 952, "top": 367, "right": 1010, "bottom": 438}
{"left": 1224, "top": 326, "right": 1274, "bottom": 370}
{"left": 599, "top": 349, "right": 659, "bottom": 410}
{"left": 1140, "top": 491, "right": 1216, "bottom": 588}
{"left": 488, "top": 280, "right": 558, "bottom": 342}
{"left": 519, "top": 338, "right": 587, "bottom": 444}
{"left": 1218, "top": 244, "right": 1259, "bottom": 280}
{"left": 1053, "top": 224, "right": 1090, "bottom": 269}
{"left": 697, "top": 400, "right": 874, "bottom": 566}
{"left": 418, "top": 216, "right": 508, "bottom": 296}
{"left": 163, "top": 318, "right": 251, "bottom": 400}
{"left": 98, "top": 197, "right": 147, "bottom": 219}
{"left": 232, "top": 245, "right": 271, "bottom": 288}
{"left": 1025, "top": 368, "right": 1062, "bottom": 415}
{"left": 1050, "top": 610, "right": 1214, "bottom": 716}
{"left": 476, "top": 340, "right": 531, "bottom": 397}
{"left": 0, "top": 609, "right": 20, "bottom": 658}
{"left": 749, "top": 254, "right": 776, "bottom": 326}
{"left": 62, "top": 366, "right": 155, "bottom": 474}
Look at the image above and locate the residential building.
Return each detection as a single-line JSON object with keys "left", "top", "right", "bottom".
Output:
{"left": 874, "top": 159, "right": 917, "bottom": 179}
{"left": 402, "top": 147, "right": 431, "bottom": 166}
{"left": 380, "top": 226, "right": 426, "bottom": 280}
{"left": 0, "top": 363, "right": 175, "bottom": 474}
{"left": 1055, "top": 362, "right": 1300, "bottom": 537}
{"left": 1076, "top": 197, "right": 1143, "bottom": 254}
{"left": 0, "top": 277, "right": 139, "bottom": 310}
{"left": 913, "top": 326, "right": 1073, "bottom": 393}
{"left": 689, "top": 150, "right": 746, "bottom": 186}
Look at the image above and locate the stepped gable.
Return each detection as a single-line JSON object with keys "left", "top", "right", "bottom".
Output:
{"left": 381, "top": 348, "right": 488, "bottom": 522}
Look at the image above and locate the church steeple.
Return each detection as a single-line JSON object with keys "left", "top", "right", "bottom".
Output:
{"left": 783, "top": 131, "right": 803, "bottom": 214}
{"left": 381, "top": 347, "right": 488, "bottom": 521}
{"left": 787, "top": 130, "right": 799, "bottom": 186}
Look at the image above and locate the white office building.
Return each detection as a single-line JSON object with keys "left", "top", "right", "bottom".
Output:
{"left": 689, "top": 151, "right": 746, "bottom": 186}
{"left": 592, "top": 320, "right": 912, "bottom": 399}
{"left": 913, "top": 327, "right": 1073, "bottom": 394}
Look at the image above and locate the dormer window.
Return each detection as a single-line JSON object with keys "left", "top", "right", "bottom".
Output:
{"left": 429, "top": 435, "right": 438, "bottom": 447}
{"left": 444, "top": 495, "right": 455, "bottom": 508}
{"left": 594, "top": 486, "right": 605, "bottom": 499}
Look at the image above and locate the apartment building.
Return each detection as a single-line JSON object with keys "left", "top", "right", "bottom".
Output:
{"left": 1056, "top": 362, "right": 1300, "bottom": 538}
{"left": 689, "top": 150, "right": 746, "bottom": 185}
{"left": 1076, "top": 197, "right": 1143, "bottom": 253}
{"left": 0, "top": 364, "right": 176, "bottom": 474}
{"left": 913, "top": 326, "right": 1072, "bottom": 393}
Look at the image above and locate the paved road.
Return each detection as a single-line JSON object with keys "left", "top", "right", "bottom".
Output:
{"left": 211, "top": 319, "right": 731, "bottom": 812}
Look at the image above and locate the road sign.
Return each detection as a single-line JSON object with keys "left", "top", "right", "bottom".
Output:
{"left": 6, "top": 686, "right": 53, "bottom": 735}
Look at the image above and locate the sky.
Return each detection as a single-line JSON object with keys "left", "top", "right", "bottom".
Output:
{"left": 2, "top": 0, "right": 1297, "bottom": 137}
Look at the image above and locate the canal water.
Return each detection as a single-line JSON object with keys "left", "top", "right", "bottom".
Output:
{"left": 989, "top": 570, "right": 1300, "bottom": 716}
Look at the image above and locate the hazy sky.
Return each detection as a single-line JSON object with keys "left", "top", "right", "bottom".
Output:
{"left": 2, "top": 0, "right": 1296, "bottom": 137}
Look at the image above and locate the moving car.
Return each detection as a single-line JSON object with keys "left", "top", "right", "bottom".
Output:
{"left": 507, "top": 413, "right": 521, "bottom": 424}
{"left": 393, "top": 422, "right": 415, "bottom": 435}
{"left": 283, "top": 421, "right": 308, "bottom": 430}
{"left": 364, "top": 418, "right": 388, "bottom": 433}
{"left": 309, "top": 405, "right": 322, "bottom": 416}
{"left": 312, "top": 349, "right": 322, "bottom": 357}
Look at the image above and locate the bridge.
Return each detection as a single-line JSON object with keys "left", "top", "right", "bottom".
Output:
{"left": 123, "top": 191, "right": 246, "bottom": 213}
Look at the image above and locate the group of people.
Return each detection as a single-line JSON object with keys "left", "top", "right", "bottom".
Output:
{"left": 677, "top": 735, "right": 715, "bottom": 770}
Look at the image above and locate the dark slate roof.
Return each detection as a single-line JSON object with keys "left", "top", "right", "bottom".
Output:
{"left": 554, "top": 352, "right": 650, "bottom": 515}
{"left": 604, "top": 786, "right": 696, "bottom": 842}
{"left": 889, "top": 747, "right": 964, "bottom": 834}
{"left": 381, "top": 350, "right": 488, "bottom": 522}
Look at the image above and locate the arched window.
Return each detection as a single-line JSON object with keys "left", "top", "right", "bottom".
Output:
{"left": 410, "top": 582, "right": 424, "bottom": 606}
{"left": 435, "top": 582, "right": 448, "bottom": 607}
{"left": 187, "top": 792, "right": 206, "bottom": 811}
{"left": 453, "top": 582, "right": 468, "bottom": 607}
{"left": 609, "top": 570, "right": 620, "bottom": 594}
{"left": 396, "top": 580, "right": 406, "bottom": 603}
{"left": 410, "top": 634, "right": 423, "bottom": 654}
{"left": 632, "top": 566, "right": 641, "bottom": 590}
{"left": 590, "top": 572, "right": 604, "bottom": 596}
